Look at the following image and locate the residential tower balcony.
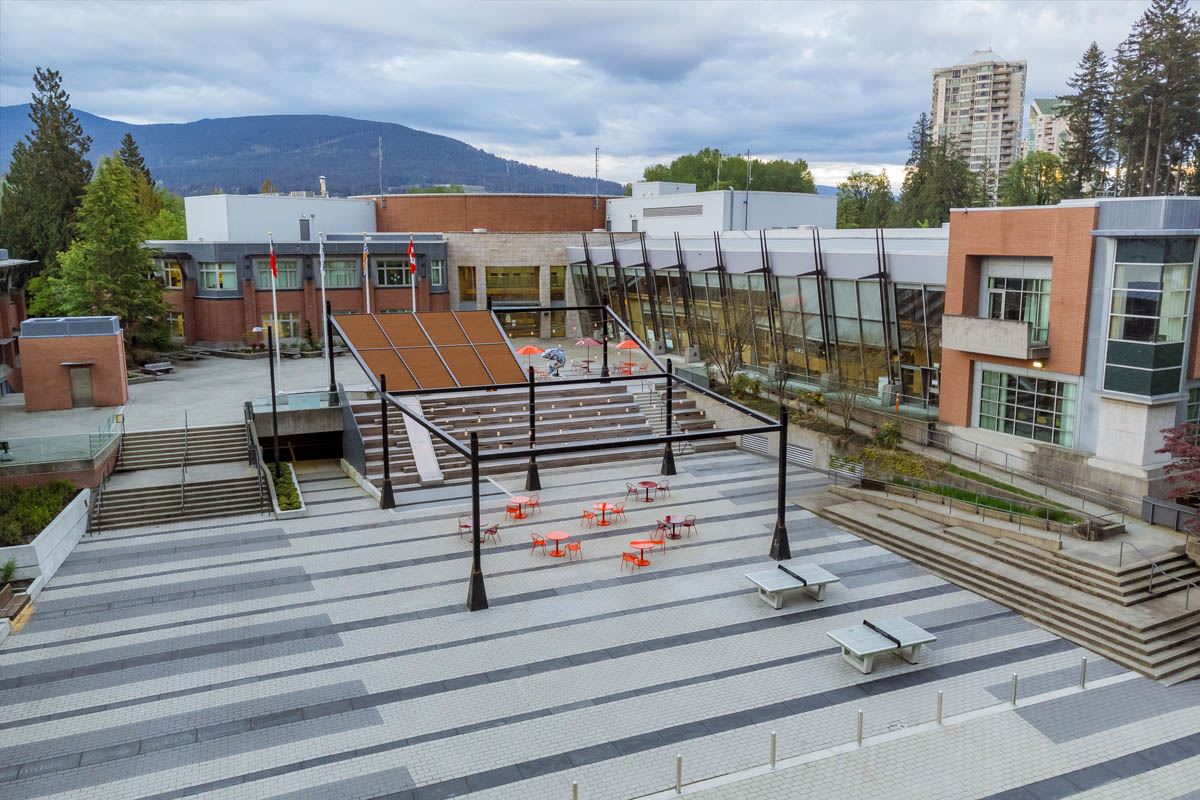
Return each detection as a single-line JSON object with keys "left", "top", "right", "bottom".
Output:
{"left": 943, "top": 315, "right": 1050, "bottom": 360}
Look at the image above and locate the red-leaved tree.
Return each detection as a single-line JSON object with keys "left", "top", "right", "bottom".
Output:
{"left": 1157, "top": 422, "right": 1200, "bottom": 534}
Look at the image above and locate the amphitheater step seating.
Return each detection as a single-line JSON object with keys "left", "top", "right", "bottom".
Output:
{"left": 817, "top": 496, "right": 1200, "bottom": 683}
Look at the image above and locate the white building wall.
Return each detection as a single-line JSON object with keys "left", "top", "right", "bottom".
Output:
{"left": 184, "top": 195, "right": 377, "bottom": 242}
{"left": 606, "top": 189, "right": 835, "bottom": 236}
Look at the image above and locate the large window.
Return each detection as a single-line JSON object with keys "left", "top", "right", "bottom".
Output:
{"left": 262, "top": 312, "right": 300, "bottom": 341}
{"left": 987, "top": 276, "right": 1050, "bottom": 341}
{"left": 255, "top": 258, "right": 300, "bottom": 289}
{"left": 199, "top": 262, "right": 237, "bottom": 290}
{"left": 166, "top": 311, "right": 184, "bottom": 339}
{"left": 159, "top": 259, "right": 184, "bottom": 289}
{"left": 978, "top": 369, "right": 1077, "bottom": 447}
{"left": 323, "top": 259, "right": 359, "bottom": 288}
{"left": 430, "top": 259, "right": 446, "bottom": 286}
{"left": 377, "top": 259, "right": 412, "bottom": 287}
{"left": 1108, "top": 238, "right": 1195, "bottom": 343}
{"left": 459, "top": 266, "right": 477, "bottom": 303}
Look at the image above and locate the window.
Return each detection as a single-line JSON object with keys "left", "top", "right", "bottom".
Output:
{"left": 459, "top": 266, "right": 477, "bottom": 303}
{"left": 376, "top": 259, "right": 412, "bottom": 287}
{"left": 978, "top": 369, "right": 1077, "bottom": 447}
{"left": 1108, "top": 238, "right": 1196, "bottom": 343}
{"left": 1188, "top": 388, "right": 1200, "bottom": 424}
{"left": 255, "top": 258, "right": 300, "bottom": 289}
{"left": 159, "top": 259, "right": 184, "bottom": 289}
{"left": 323, "top": 259, "right": 359, "bottom": 289}
{"left": 987, "top": 277, "right": 1051, "bottom": 341}
{"left": 550, "top": 266, "right": 566, "bottom": 303}
{"left": 199, "top": 262, "right": 237, "bottom": 290}
{"left": 430, "top": 259, "right": 446, "bottom": 286}
{"left": 166, "top": 311, "right": 184, "bottom": 339}
{"left": 262, "top": 312, "right": 301, "bottom": 341}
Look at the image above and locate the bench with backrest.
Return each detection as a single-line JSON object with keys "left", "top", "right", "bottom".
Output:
{"left": 745, "top": 561, "right": 840, "bottom": 608}
{"left": 141, "top": 361, "right": 174, "bottom": 376}
{"left": 1, "top": 583, "right": 30, "bottom": 620}
{"left": 826, "top": 617, "right": 937, "bottom": 674}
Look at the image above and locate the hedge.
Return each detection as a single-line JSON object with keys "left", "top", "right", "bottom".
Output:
{"left": 269, "top": 463, "right": 302, "bottom": 511}
{"left": 0, "top": 481, "right": 79, "bottom": 547}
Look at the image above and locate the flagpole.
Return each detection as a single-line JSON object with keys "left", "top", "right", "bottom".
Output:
{"left": 270, "top": 232, "right": 281, "bottom": 392}
{"left": 363, "top": 232, "right": 372, "bottom": 315}
{"left": 409, "top": 234, "right": 417, "bottom": 313}
{"left": 319, "top": 233, "right": 328, "bottom": 362}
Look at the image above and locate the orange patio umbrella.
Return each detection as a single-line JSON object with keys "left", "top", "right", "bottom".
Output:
{"left": 514, "top": 344, "right": 545, "bottom": 373}
{"left": 615, "top": 338, "right": 640, "bottom": 373}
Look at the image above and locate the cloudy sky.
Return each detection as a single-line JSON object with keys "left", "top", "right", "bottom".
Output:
{"left": 0, "top": 0, "right": 1146, "bottom": 188}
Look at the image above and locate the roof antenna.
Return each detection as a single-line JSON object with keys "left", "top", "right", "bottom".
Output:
{"left": 594, "top": 147, "right": 600, "bottom": 209}
{"left": 378, "top": 135, "right": 386, "bottom": 208}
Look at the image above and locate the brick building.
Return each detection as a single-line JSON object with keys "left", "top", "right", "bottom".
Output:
{"left": 368, "top": 193, "right": 609, "bottom": 233}
{"left": 939, "top": 196, "right": 1200, "bottom": 499}
{"left": 0, "top": 249, "right": 35, "bottom": 395}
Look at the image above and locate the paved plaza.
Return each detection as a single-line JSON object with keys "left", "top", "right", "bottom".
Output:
{"left": 1, "top": 450, "right": 1198, "bottom": 799}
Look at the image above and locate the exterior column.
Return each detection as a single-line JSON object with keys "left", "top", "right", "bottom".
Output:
{"left": 769, "top": 405, "right": 791, "bottom": 561}
{"left": 539, "top": 264, "right": 552, "bottom": 338}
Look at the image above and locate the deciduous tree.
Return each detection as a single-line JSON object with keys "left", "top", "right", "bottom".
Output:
{"left": 1156, "top": 421, "right": 1200, "bottom": 534}
{"left": 642, "top": 148, "right": 815, "bottom": 193}
{"left": 836, "top": 170, "right": 895, "bottom": 228}
{"left": 998, "top": 152, "right": 1067, "bottom": 206}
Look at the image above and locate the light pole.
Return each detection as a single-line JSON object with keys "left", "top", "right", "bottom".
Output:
{"left": 769, "top": 404, "right": 790, "bottom": 561}
{"left": 254, "top": 325, "right": 282, "bottom": 478}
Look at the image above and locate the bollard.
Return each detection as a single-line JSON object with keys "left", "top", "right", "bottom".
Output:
{"left": 856, "top": 710, "right": 864, "bottom": 746}
{"left": 675, "top": 754, "right": 683, "bottom": 794}
{"left": 1010, "top": 673, "right": 1018, "bottom": 706}
{"left": 572, "top": 781, "right": 579, "bottom": 800}
{"left": 1079, "top": 657, "right": 1088, "bottom": 689}
{"left": 936, "top": 690, "right": 944, "bottom": 724}
{"left": 769, "top": 731, "right": 777, "bottom": 769}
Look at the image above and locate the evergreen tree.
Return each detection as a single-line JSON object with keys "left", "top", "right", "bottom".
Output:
{"left": 1058, "top": 43, "right": 1113, "bottom": 196}
{"left": 29, "top": 156, "right": 165, "bottom": 351}
{"left": 835, "top": 170, "right": 895, "bottom": 228}
{"left": 260, "top": 178, "right": 276, "bottom": 193}
{"left": 0, "top": 68, "right": 92, "bottom": 272}
{"left": 998, "top": 152, "right": 1067, "bottom": 206}
{"left": 118, "top": 132, "right": 152, "bottom": 185}
{"left": 891, "top": 115, "right": 984, "bottom": 226}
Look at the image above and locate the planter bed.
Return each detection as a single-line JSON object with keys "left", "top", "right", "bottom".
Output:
{"left": 0, "top": 485, "right": 91, "bottom": 604}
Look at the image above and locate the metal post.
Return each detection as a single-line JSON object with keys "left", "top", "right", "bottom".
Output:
{"left": 936, "top": 690, "right": 944, "bottom": 724}
{"left": 325, "top": 300, "right": 336, "bottom": 394}
{"left": 267, "top": 326, "right": 281, "bottom": 478}
{"left": 675, "top": 754, "right": 682, "bottom": 794}
{"left": 572, "top": 782, "right": 578, "bottom": 800}
{"left": 600, "top": 296, "right": 611, "bottom": 380}
{"left": 856, "top": 710, "right": 864, "bottom": 746}
{"left": 1010, "top": 673, "right": 1018, "bottom": 706}
{"left": 769, "top": 405, "right": 791, "bottom": 561}
{"left": 769, "top": 731, "right": 777, "bottom": 769}
{"left": 525, "top": 366, "right": 541, "bottom": 491}
{"left": 467, "top": 432, "right": 488, "bottom": 611}
{"left": 1119, "top": 541, "right": 1125, "bottom": 567}
{"left": 661, "top": 359, "right": 677, "bottom": 475}
{"left": 379, "top": 373, "right": 396, "bottom": 510}
{"left": 1079, "top": 657, "right": 1088, "bottom": 689}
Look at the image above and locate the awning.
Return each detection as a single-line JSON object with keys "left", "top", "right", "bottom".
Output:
{"left": 59, "top": 360, "right": 96, "bottom": 366}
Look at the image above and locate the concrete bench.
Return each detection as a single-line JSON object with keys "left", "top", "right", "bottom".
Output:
{"left": 827, "top": 617, "right": 937, "bottom": 674}
{"left": 1, "top": 583, "right": 30, "bottom": 620}
{"left": 745, "top": 561, "right": 839, "bottom": 609}
{"left": 141, "top": 361, "right": 174, "bottom": 376}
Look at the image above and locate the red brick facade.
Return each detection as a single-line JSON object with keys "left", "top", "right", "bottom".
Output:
{"left": 21, "top": 333, "right": 128, "bottom": 411}
{"left": 371, "top": 194, "right": 607, "bottom": 233}
{"left": 939, "top": 205, "right": 1100, "bottom": 427}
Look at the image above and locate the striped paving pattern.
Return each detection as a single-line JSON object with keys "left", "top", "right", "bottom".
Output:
{"left": 1, "top": 450, "right": 1197, "bottom": 800}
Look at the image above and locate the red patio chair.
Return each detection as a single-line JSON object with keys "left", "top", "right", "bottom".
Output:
{"left": 530, "top": 532, "right": 547, "bottom": 555}
{"left": 619, "top": 551, "right": 640, "bottom": 572}
{"left": 650, "top": 527, "right": 667, "bottom": 552}
{"left": 624, "top": 482, "right": 639, "bottom": 501}
{"left": 682, "top": 514, "right": 698, "bottom": 537}
{"left": 566, "top": 540, "right": 583, "bottom": 561}
{"left": 457, "top": 514, "right": 472, "bottom": 538}
{"left": 581, "top": 509, "right": 597, "bottom": 527}
{"left": 504, "top": 502, "right": 521, "bottom": 522}
{"left": 612, "top": 501, "right": 627, "bottom": 522}
{"left": 526, "top": 494, "right": 542, "bottom": 515}
{"left": 656, "top": 480, "right": 671, "bottom": 498}
{"left": 482, "top": 523, "right": 501, "bottom": 544}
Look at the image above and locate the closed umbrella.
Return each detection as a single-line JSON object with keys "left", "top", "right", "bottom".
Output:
{"left": 514, "top": 344, "right": 545, "bottom": 372}
{"left": 615, "top": 338, "right": 640, "bottom": 373}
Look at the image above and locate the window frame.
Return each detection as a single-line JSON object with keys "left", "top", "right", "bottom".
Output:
{"left": 255, "top": 258, "right": 301, "bottom": 290}
{"left": 198, "top": 262, "right": 238, "bottom": 291}
{"left": 322, "top": 258, "right": 360, "bottom": 289}
{"left": 376, "top": 259, "right": 413, "bottom": 287}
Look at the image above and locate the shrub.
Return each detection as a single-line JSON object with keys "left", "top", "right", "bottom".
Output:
{"left": 871, "top": 422, "right": 903, "bottom": 450}
{"left": 0, "top": 481, "right": 79, "bottom": 546}
{"left": 1, "top": 558, "right": 16, "bottom": 585}
{"left": 270, "top": 463, "right": 302, "bottom": 511}
{"left": 861, "top": 446, "right": 937, "bottom": 479}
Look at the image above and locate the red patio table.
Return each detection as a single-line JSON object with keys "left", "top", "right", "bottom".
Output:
{"left": 663, "top": 514, "right": 687, "bottom": 540}
{"left": 545, "top": 530, "right": 569, "bottom": 557}
{"left": 593, "top": 502, "right": 614, "bottom": 526}
{"left": 629, "top": 539, "right": 656, "bottom": 567}
{"left": 509, "top": 495, "right": 531, "bottom": 520}
{"left": 637, "top": 481, "right": 658, "bottom": 502}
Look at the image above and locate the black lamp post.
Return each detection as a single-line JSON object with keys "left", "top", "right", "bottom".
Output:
{"left": 467, "top": 431, "right": 488, "bottom": 611}
{"left": 525, "top": 366, "right": 541, "bottom": 491}
{"left": 379, "top": 372, "right": 396, "bottom": 509}
{"left": 769, "top": 404, "right": 791, "bottom": 561}
{"left": 600, "top": 295, "right": 611, "bottom": 380}
{"left": 266, "top": 325, "right": 281, "bottom": 478}
{"left": 661, "top": 359, "right": 677, "bottom": 476}
{"left": 325, "top": 300, "right": 336, "bottom": 395}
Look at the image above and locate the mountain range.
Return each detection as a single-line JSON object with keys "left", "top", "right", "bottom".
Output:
{"left": 0, "top": 105, "right": 624, "bottom": 197}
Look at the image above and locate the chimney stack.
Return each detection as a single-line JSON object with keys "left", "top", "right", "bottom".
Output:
{"left": 318, "top": 176, "right": 328, "bottom": 197}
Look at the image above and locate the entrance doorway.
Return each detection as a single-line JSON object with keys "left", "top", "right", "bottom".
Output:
{"left": 69, "top": 367, "right": 93, "bottom": 408}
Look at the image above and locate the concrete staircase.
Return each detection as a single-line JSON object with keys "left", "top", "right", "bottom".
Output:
{"left": 814, "top": 492, "right": 1200, "bottom": 683}
{"left": 91, "top": 476, "right": 265, "bottom": 529}
{"left": 116, "top": 424, "right": 247, "bottom": 471}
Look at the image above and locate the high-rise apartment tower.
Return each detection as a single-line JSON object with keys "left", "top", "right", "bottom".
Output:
{"left": 931, "top": 49, "right": 1027, "bottom": 195}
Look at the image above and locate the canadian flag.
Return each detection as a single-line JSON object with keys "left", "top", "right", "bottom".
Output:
{"left": 408, "top": 235, "right": 416, "bottom": 275}
{"left": 269, "top": 234, "right": 277, "bottom": 278}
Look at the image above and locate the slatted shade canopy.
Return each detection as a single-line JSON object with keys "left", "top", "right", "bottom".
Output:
{"left": 332, "top": 311, "right": 526, "bottom": 391}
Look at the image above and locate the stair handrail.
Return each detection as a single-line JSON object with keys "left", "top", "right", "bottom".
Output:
{"left": 90, "top": 412, "right": 124, "bottom": 536}
{"left": 243, "top": 400, "right": 271, "bottom": 514}
{"left": 1118, "top": 540, "right": 1198, "bottom": 610}
{"left": 179, "top": 411, "right": 189, "bottom": 513}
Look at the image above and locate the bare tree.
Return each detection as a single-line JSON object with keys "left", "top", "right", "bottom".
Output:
{"left": 826, "top": 346, "right": 891, "bottom": 431}
{"left": 694, "top": 302, "right": 755, "bottom": 392}
{"left": 766, "top": 312, "right": 804, "bottom": 407}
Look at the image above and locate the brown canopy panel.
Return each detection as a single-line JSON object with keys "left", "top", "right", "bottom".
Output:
{"left": 333, "top": 311, "right": 526, "bottom": 391}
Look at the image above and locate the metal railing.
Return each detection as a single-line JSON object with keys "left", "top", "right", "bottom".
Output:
{"left": 89, "top": 412, "right": 126, "bottom": 536}
{"left": 1141, "top": 495, "right": 1200, "bottom": 537}
{"left": 338, "top": 383, "right": 368, "bottom": 478}
{"left": 243, "top": 401, "right": 269, "bottom": 514}
{"left": 1118, "top": 540, "right": 1198, "bottom": 610}
{"left": 179, "top": 411, "right": 189, "bottom": 514}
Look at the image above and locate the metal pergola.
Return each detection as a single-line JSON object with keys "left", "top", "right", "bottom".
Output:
{"left": 324, "top": 301, "right": 794, "bottom": 611}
